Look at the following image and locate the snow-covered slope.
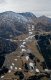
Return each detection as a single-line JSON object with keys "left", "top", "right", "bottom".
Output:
{"left": 19, "top": 12, "right": 37, "bottom": 23}
{"left": 0, "top": 11, "right": 51, "bottom": 38}
{"left": 0, "top": 11, "right": 28, "bottom": 38}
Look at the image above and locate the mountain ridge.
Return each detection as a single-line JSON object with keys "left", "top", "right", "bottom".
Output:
{"left": 0, "top": 11, "right": 51, "bottom": 38}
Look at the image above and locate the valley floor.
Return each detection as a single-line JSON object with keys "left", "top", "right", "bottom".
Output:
{"left": 0, "top": 27, "right": 51, "bottom": 80}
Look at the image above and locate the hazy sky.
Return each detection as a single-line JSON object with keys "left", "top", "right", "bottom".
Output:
{"left": 0, "top": 0, "right": 51, "bottom": 17}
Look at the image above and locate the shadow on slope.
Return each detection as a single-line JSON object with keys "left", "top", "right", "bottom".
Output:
{"left": 0, "top": 38, "right": 17, "bottom": 68}
{"left": 35, "top": 34, "right": 51, "bottom": 69}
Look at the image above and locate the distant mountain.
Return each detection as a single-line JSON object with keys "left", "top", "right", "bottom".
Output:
{"left": 38, "top": 15, "right": 51, "bottom": 24}
{"left": 0, "top": 11, "right": 51, "bottom": 38}
{"left": 35, "top": 16, "right": 51, "bottom": 31}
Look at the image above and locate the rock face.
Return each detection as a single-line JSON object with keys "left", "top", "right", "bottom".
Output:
{"left": 37, "top": 34, "right": 51, "bottom": 69}
{"left": 0, "top": 38, "right": 17, "bottom": 55}
{"left": 14, "top": 71, "right": 24, "bottom": 80}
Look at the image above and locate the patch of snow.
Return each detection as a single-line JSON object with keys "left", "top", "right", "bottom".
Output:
{"left": 26, "top": 56, "right": 29, "bottom": 61}
{"left": 29, "top": 35, "right": 34, "bottom": 39}
{"left": 20, "top": 45, "right": 25, "bottom": 48}
{"left": 45, "top": 69, "right": 49, "bottom": 72}
{"left": 9, "top": 39, "right": 13, "bottom": 42}
{"left": 13, "top": 40, "right": 17, "bottom": 42}
{"left": 23, "top": 40, "right": 26, "bottom": 42}
{"left": 29, "top": 62, "right": 34, "bottom": 71}
{"left": 25, "top": 38, "right": 29, "bottom": 40}
{"left": 29, "top": 62, "right": 34, "bottom": 67}
{"left": 29, "top": 32, "right": 32, "bottom": 35}
{"left": 32, "top": 25, "right": 34, "bottom": 29}
{"left": 29, "top": 62, "right": 34, "bottom": 69}
{"left": 14, "top": 59, "right": 17, "bottom": 61}
{"left": 22, "top": 42, "right": 26, "bottom": 45}
{"left": 12, "top": 63, "right": 15, "bottom": 66}
{"left": 19, "top": 68, "right": 22, "bottom": 70}
{"left": 6, "top": 39, "right": 10, "bottom": 41}
{"left": 20, "top": 40, "right": 22, "bottom": 41}
{"left": 33, "top": 35, "right": 35, "bottom": 37}
{"left": 21, "top": 49, "right": 26, "bottom": 52}
{"left": 36, "top": 68, "right": 40, "bottom": 73}
{"left": 1, "top": 76, "right": 4, "bottom": 79}
{"left": 10, "top": 66, "right": 13, "bottom": 70}
{"left": 8, "top": 70, "right": 11, "bottom": 73}
{"left": 15, "top": 67, "right": 17, "bottom": 70}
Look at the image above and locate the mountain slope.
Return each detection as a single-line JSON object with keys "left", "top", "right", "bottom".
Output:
{"left": 0, "top": 11, "right": 28, "bottom": 38}
{"left": 38, "top": 15, "right": 51, "bottom": 24}
{"left": 35, "top": 16, "right": 51, "bottom": 31}
{"left": 19, "top": 12, "right": 37, "bottom": 23}
{"left": 0, "top": 11, "right": 51, "bottom": 39}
